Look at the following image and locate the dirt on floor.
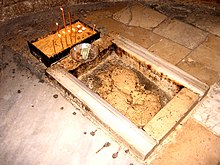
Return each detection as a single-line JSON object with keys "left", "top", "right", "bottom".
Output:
{"left": 78, "top": 52, "right": 168, "bottom": 128}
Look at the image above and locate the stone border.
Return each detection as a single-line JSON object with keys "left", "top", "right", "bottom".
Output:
{"left": 46, "top": 36, "right": 209, "bottom": 160}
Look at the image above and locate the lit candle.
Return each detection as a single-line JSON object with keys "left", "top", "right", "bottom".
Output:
{"left": 82, "top": 27, "right": 86, "bottom": 31}
{"left": 60, "top": 7, "right": 66, "bottom": 31}
{"left": 78, "top": 29, "right": 82, "bottom": 33}
{"left": 76, "top": 24, "right": 81, "bottom": 29}
{"left": 68, "top": 29, "right": 72, "bottom": 44}
{"left": 58, "top": 33, "right": 64, "bottom": 50}
{"left": 93, "top": 24, "right": 96, "bottom": 32}
{"left": 72, "top": 28, "right": 76, "bottom": 43}
{"left": 52, "top": 39, "right": 56, "bottom": 54}
{"left": 56, "top": 22, "right": 60, "bottom": 34}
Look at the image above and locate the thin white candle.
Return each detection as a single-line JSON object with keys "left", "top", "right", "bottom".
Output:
{"left": 93, "top": 24, "right": 96, "bottom": 32}
{"left": 60, "top": 7, "right": 67, "bottom": 31}
{"left": 56, "top": 22, "right": 60, "bottom": 34}
{"left": 82, "top": 27, "right": 86, "bottom": 31}
{"left": 72, "top": 28, "right": 76, "bottom": 43}
{"left": 68, "top": 29, "right": 72, "bottom": 44}
{"left": 58, "top": 33, "right": 64, "bottom": 50}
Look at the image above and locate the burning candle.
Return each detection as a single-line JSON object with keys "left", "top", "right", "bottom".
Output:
{"left": 58, "top": 33, "right": 64, "bottom": 50}
{"left": 72, "top": 28, "right": 76, "bottom": 43}
{"left": 52, "top": 39, "right": 56, "bottom": 54}
{"left": 60, "top": 7, "right": 67, "bottom": 31}
{"left": 56, "top": 22, "right": 60, "bottom": 34}
{"left": 93, "top": 24, "right": 96, "bottom": 32}
{"left": 68, "top": 29, "right": 72, "bottom": 44}
{"left": 82, "top": 27, "right": 86, "bottom": 31}
{"left": 76, "top": 24, "right": 81, "bottom": 29}
{"left": 78, "top": 29, "right": 82, "bottom": 33}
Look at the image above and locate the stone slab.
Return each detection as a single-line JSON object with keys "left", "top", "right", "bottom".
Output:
{"left": 153, "top": 19, "right": 208, "bottom": 49}
{"left": 113, "top": 4, "right": 167, "bottom": 30}
{"left": 177, "top": 59, "right": 220, "bottom": 86}
{"left": 193, "top": 80, "right": 220, "bottom": 136}
{"left": 143, "top": 88, "right": 199, "bottom": 142}
{"left": 203, "top": 34, "right": 220, "bottom": 53}
{"left": 177, "top": 34, "right": 220, "bottom": 85}
{"left": 0, "top": 49, "right": 141, "bottom": 165}
{"left": 186, "top": 12, "right": 220, "bottom": 37}
{"left": 122, "top": 27, "right": 163, "bottom": 50}
{"left": 149, "top": 119, "right": 220, "bottom": 165}
{"left": 87, "top": 15, "right": 164, "bottom": 50}
{"left": 189, "top": 46, "right": 220, "bottom": 72}
{"left": 148, "top": 38, "right": 191, "bottom": 65}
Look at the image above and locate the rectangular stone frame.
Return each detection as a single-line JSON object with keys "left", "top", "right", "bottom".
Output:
{"left": 46, "top": 36, "right": 209, "bottom": 160}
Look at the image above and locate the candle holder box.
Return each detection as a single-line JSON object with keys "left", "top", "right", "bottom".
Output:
{"left": 27, "top": 19, "right": 100, "bottom": 67}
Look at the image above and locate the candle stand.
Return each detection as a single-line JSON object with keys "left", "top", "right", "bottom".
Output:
{"left": 28, "top": 20, "right": 100, "bottom": 67}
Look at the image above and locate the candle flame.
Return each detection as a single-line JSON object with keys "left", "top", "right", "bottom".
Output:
{"left": 60, "top": 7, "right": 63, "bottom": 11}
{"left": 56, "top": 22, "right": 59, "bottom": 26}
{"left": 93, "top": 24, "right": 96, "bottom": 31}
{"left": 68, "top": 29, "right": 71, "bottom": 33}
{"left": 58, "top": 34, "right": 61, "bottom": 38}
{"left": 72, "top": 28, "right": 75, "bottom": 32}
{"left": 62, "top": 31, "right": 65, "bottom": 34}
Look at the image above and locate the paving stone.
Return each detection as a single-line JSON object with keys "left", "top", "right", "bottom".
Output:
{"left": 87, "top": 15, "right": 163, "bottom": 50}
{"left": 113, "top": 5, "right": 131, "bottom": 24}
{"left": 177, "top": 34, "right": 220, "bottom": 85}
{"left": 203, "top": 34, "right": 220, "bottom": 52}
{"left": 148, "top": 38, "right": 191, "bottom": 65}
{"left": 193, "top": 80, "right": 220, "bottom": 136}
{"left": 186, "top": 44, "right": 220, "bottom": 73}
{"left": 153, "top": 19, "right": 208, "bottom": 49}
{"left": 186, "top": 12, "right": 220, "bottom": 37}
{"left": 122, "top": 27, "right": 163, "bottom": 49}
{"left": 177, "top": 59, "right": 219, "bottom": 86}
{"left": 0, "top": 50, "right": 141, "bottom": 165}
{"left": 113, "top": 4, "right": 167, "bottom": 30}
{"left": 144, "top": 88, "right": 199, "bottom": 142}
{"left": 149, "top": 119, "right": 220, "bottom": 165}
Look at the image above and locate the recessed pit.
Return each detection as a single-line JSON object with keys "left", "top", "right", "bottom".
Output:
{"left": 72, "top": 47, "right": 180, "bottom": 128}
{"left": 46, "top": 35, "right": 208, "bottom": 160}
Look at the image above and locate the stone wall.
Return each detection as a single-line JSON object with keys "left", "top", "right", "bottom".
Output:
{"left": 1, "top": 0, "right": 219, "bottom": 22}
{"left": 1, "top": 0, "right": 55, "bottom": 21}
{"left": 0, "top": 0, "right": 131, "bottom": 22}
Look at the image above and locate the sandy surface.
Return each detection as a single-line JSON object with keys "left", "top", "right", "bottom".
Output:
{"left": 33, "top": 21, "right": 96, "bottom": 57}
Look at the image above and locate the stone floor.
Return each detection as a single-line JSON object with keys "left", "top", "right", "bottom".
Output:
{"left": 0, "top": 1, "right": 220, "bottom": 165}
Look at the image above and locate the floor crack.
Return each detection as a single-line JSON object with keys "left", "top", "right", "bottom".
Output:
{"left": 127, "top": 6, "right": 133, "bottom": 25}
